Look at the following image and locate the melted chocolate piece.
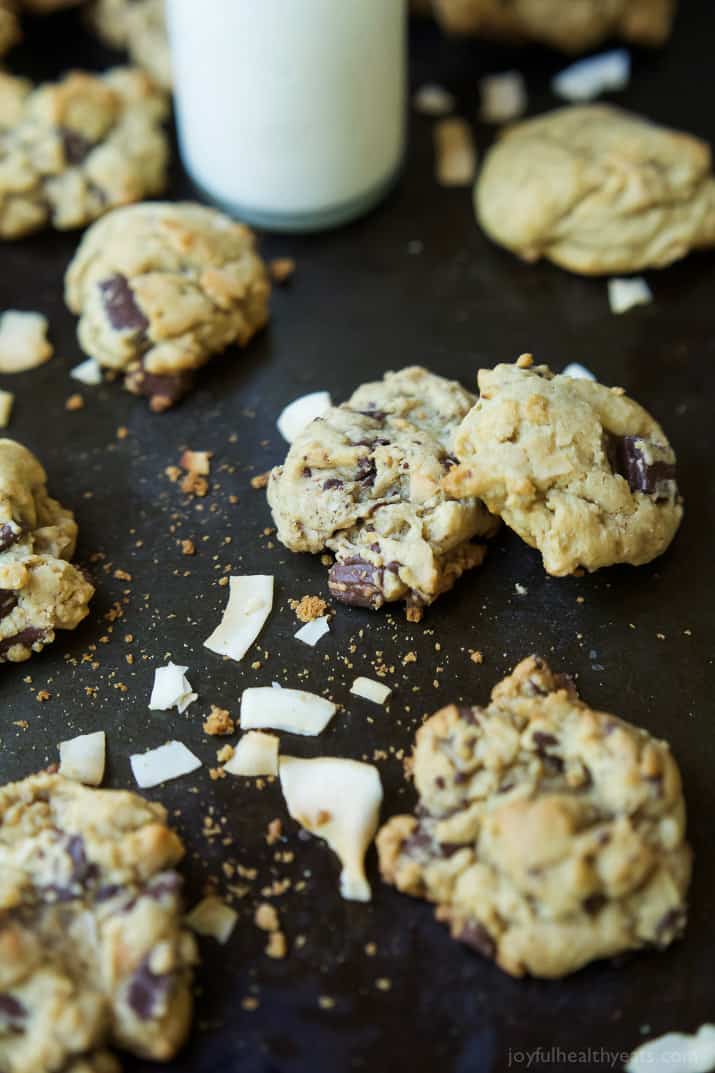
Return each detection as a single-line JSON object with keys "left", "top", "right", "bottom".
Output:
{"left": 66, "top": 835, "right": 97, "bottom": 885}
{"left": 0, "top": 523, "right": 21, "bottom": 552}
{"left": 352, "top": 408, "right": 387, "bottom": 423}
{"left": 356, "top": 456, "right": 377, "bottom": 486}
{"left": 655, "top": 907, "right": 686, "bottom": 942}
{"left": 0, "top": 591, "right": 18, "bottom": 621}
{"left": 583, "top": 893, "right": 607, "bottom": 915}
{"left": 61, "top": 129, "right": 93, "bottom": 165}
{"left": 127, "top": 958, "right": 172, "bottom": 1020}
{"left": 457, "top": 920, "right": 496, "bottom": 960}
{"left": 322, "top": 478, "right": 343, "bottom": 491}
{"left": 100, "top": 274, "right": 149, "bottom": 333}
{"left": 302, "top": 467, "right": 312, "bottom": 478}
{"left": 402, "top": 827, "right": 434, "bottom": 858}
{"left": 532, "top": 731, "right": 558, "bottom": 750}
{"left": 0, "top": 993, "right": 26, "bottom": 1023}
{"left": 328, "top": 558, "right": 385, "bottom": 609}
{"left": 95, "top": 883, "right": 122, "bottom": 902}
{"left": 0, "top": 627, "right": 45, "bottom": 659}
{"left": 125, "top": 367, "right": 194, "bottom": 412}
{"left": 607, "top": 434, "right": 677, "bottom": 499}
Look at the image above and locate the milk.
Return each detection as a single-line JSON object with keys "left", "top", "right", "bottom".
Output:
{"left": 167, "top": 0, "right": 407, "bottom": 232}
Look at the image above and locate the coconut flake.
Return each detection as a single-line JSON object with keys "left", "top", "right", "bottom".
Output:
{"left": 627, "top": 1025, "right": 715, "bottom": 1073}
{"left": 413, "top": 83, "right": 455, "bottom": 117}
{"left": 294, "top": 615, "right": 330, "bottom": 647}
{"left": 224, "top": 731, "right": 279, "bottom": 776}
{"left": 70, "top": 358, "right": 102, "bottom": 386}
{"left": 277, "top": 391, "right": 332, "bottom": 443}
{"left": 553, "top": 49, "right": 630, "bottom": 103}
{"left": 148, "top": 662, "right": 197, "bottom": 714}
{"left": 434, "top": 118, "right": 477, "bottom": 186}
{"left": 608, "top": 277, "right": 653, "bottom": 315}
{"left": 58, "top": 730, "right": 106, "bottom": 786}
{"left": 130, "top": 741, "right": 201, "bottom": 788}
{"left": 0, "top": 311, "right": 53, "bottom": 373}
{"left": 186, "top": 896, "right": 238, "bottom": 944}
{"left": 241, "top": 686, "right": 336, "bottom": 736}
{"left": 204, "top": 575, "right": 273, "bottom": 662}
{"left": 350, "top": 677, "right": 392, "bottom": 705}
{"left": 0, "top": 389, "right": 14, "bottom": 427}
{"left": 479, "top": 71, "right": 526, "bottom": 123}
{"left": 562, "top": 362, "right": 596, "bottom": 381}
{"left": 279, "top": 756, "right": 383, "bottom": 902}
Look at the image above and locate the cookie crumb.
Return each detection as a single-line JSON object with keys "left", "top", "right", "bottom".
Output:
{"left": 241, "top": 996, "right": 259, "bottom": 1011}
{"left": 250, "top": 471, "right": 270, "bottom": 490}
{"left": 434, "top": 117, "right": 476, "bottom": 186}
{"left": 65, "top": 393, "right": 84, "bottom": 411}
{"left": 270, "top": 257, "right": 296, "bottom": 284}
{"left": 203, "top": 705, "right": 235, "bottom": 736}
{"left": 0, "top": 389, "right": 14, "bottom": 427}
{"left": 291, "top": 595, "right": 329, "bottom": 623}
{"left": 266, "top": 818, "right": 282, "bottom": 845}
{"left": 36, "top": 690, "right": 51, "bottom": 702}
{"left": 516, "top": 353, "right": 534, "bottom": 368}
{"left": 181, "top": 539, "right": 196, "bottom": 556}
{"left": 469, "top": 650, "right": 483, "bottom": 664}
{"left": 254, "top": 903, "right": 279, "bottom": 932}
{"left": 266, "top": 930, "right": 287, "bottom": 959}
{"left": 318, "top": 995, "right": 336, "bottom": 1010}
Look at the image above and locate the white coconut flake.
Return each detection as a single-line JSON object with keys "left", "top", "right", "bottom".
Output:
{"left": 413, "top": 82, "right": 455, "bottom": 117}
{"left": 553, "top": 48, "right": 630, "bottom": 103}
{"left": 0, "top": 311, "right": 53, "bottom": 373}
{"left": 294, "top": 615, "right": 330, "bottom": 647}
{"left": 204, "top": 575, "right": 273, "bottom": 662}
{"left": 350, "top": 677, "right": 392, "bottom": 705}
{"left": 58, "top": 730, "right": 106, "bottom": 786}
{"left": 434, "top": 118, "right": 477, "bottom": 186}
{"left": 608, "top": 277, "right": 653, "bottom": 314}
{"left": 130, "top": 741, "right": 201, "bottom": 788}
{"left": 562, "top": 362, "right": 596, "bottom": 381}
{"left": 627, "top": 1025, "right": 715, "bottom": 1073}
{"left": 0, "top": 389, "right": 14, "bottom": 427}
{"left": 224, "top": 731, "right": 279, "bottom": 777}
{"left": 186, "top": 896, "right": 238, "bottom": 944}
{"left": 148, "top": 662, "right": 197, "bottom": 714}
{"left": 277, "top": 391, "right": 332, "bottom": 443}
{"left": 479, "top": 71, "right": 526, "bottom": 123}
{"left": 279, "top": 756, "right": 383, "bottom": 902}
{"left": 241, "top": 686, "right": 336, "bottom": 736}
{"left": 70, "top": 358, "right": 102, "bottom": 385}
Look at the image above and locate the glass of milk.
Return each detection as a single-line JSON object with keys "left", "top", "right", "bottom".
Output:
{"left": 167, "top": 0, "right": 407, "bottom": 232}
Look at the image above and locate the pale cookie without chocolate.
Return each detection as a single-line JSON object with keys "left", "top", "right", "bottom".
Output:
{"left": 87, "top": 0, "right": 171, "bottom": 89}
{"left": 476, "top": 105, "right": 715, "bottom": 275}
{"left": 0, "top": 772, "right": 198, "bottom": 1072}
{"left": 431, "top": 0, "right": 676, "bottom": 51}
{"left": 64, "top": 201, "right": 270, "bottom": 411}
{"left": 0, "top": 67, "right": 168, "bottom": 240}
{"left": 268, "top": 367, "right": 498, "bottom": 621}
{"left": 444, "top": 361, "right": 682, "bottom": 575}
{"left": 377, "top": 656, "right": 692, "bottom": 979}
{"left": 0, "top": 438, "right": 94, "bottom": 663}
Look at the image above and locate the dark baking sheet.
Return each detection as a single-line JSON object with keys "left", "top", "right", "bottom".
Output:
{"left": 2, "top": 5, "right": 715, "bottom": 1072}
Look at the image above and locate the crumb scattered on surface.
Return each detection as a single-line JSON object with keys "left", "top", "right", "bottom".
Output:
{"left": 270, "top": 258, "right": 296, "bottom": 284}
{"left": 291, "top": 595, "right": 329, "bottom": 623}
{"left": 255, "top": 903, "right": 279, "bottom": 932}
{"left": 469, "top": 650, "right": 483, "bottom": 664}
{"left": 65, "top": 393, "right": 84, "bottom": 411}
{"left": 203, "top": 705, "right": 235, "bottom": 736}
{"left": 181, "top": 539, "right": 196, "bottom": 556}
{"left": 250, "top": 471, "right": 270, "bottom": 490}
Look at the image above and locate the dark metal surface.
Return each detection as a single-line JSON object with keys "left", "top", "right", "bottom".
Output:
{"left": 1, "top": 6, "right": 714, "bottom": 1072}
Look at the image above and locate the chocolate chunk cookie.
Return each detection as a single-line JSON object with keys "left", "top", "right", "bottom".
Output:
{"left": 443, "top": 359, "right": 682, "bottom": 575}
{"left": 0, "top": 67, "right": 168, "bottom": 240}
{"left": 64, "top": 201, "right": 270, "bottom": 411}
{"left": 377, "top": 656, "right": 692, "bottom": 979}
{"left": 87, "top": 0, "right": 171, "bottom": 89}
{"left": 0, "top": 438, "right": 94, "bottom": 663}
{"left": 268, "top": 367, "right": 499, "bottom": 620}
{"left": 0, "top": 772, "right": 198, "bottom": 1071}
{"left": 431, "top": 0, "right": 676, "bottom": 51}
{"left": 476, "top": 105, "right": 715, "bottom": 275}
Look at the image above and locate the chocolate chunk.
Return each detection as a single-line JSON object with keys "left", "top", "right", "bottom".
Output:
{"left": 457, "top": 920, "right": 496, "bottom": 960}
{"left": 127, "top": 958, "right": 172, "bottom": 1020}
{"left": 583, "top": 893, "right": 606, "bottom": 915}
{"left": 552, "top": 672, "right": 578, "bottom": 698}
{"left": 125, "top": 366, "right": 194, "bottom": 412}
{"left": 607, "top": 434, "right": 677, "bottom": 500}
{"left": 459, "top": 706, "right": 478, "bottom": 726}
{"left": 356, "top": 456, "right": 377, "bottom": 486}
{"left": 655, "top": 907, "right": 686, "bottom": 943}
{"left": 322, "top": 478, "right": 343, "bottom": 491}
{"left": 0, "top": 993, "right": 26, "bottom": 1023}
{"left": 0, "top": 591, "right": 18, "bottom": 621}
{"left": 146, "top": 872, "right": 182, "bottom": 900}
{"left": 95, "top": 883, "right": 122, "bottom": 902}
{"left": 532, "top": 731, "right": 558, "bottom": 750}
{"left": 61, "top": 129, "right": 93, "bottom": 165}
{"left": 352, "top": 408, "right": 387, "bottom": 423}
{"left": 402, "top": 826, "right": 434, "bottom": 858}
{"left": 302, "top": 467, "right": 312, "bottom": 478}
{"left": 328, "top": 558, "right": 385, "bottom": 610}
{"left": 434, "top": 775, "right": 445, "bottom": 789}
{"left": 100, "top": 274, "right": 149, "bottom": 333}
{"left": 0, "top": 523, "right": 21, "bottom": 552}
{"left": 442, "top": 454, "right": 458, "bottom": 470}
{"left": 0, "top": 627, "right": 45, "bottom": 659}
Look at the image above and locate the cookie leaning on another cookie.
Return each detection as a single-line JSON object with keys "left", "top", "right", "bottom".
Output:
{"left": 444, "top": 359, "right": 683, "bottom": 575}
{"left": 0, "top": 772, "right": 198, "bottom": 1072}
{"left": 476, "top": 105, "right": 715, "bottom": 275}
{"left": 64, "top": 201, "right": 271, "bottom": 411}
{"left": 87, "top": 0, "right": 171, "bottom": 90}
{"left": 377, "top": 656, "right": 692, "bottom": 979}
{"left": 0, "top": 438, "right": 94, "bottom": 663}
{"left": 268, "top": 367, "right": 499, "bottom": 621}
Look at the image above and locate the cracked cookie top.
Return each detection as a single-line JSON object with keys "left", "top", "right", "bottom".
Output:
{"left": 377, "top": 656, "right": 692, "bottom": 978}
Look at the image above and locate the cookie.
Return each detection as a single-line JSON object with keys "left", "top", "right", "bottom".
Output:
{"left": 377, "top": 656, "right": 692, "bottom": 979}
{"left": 476, "top": 105, "right": 715, "bottom": 275}
{"left": 268, "top": 367, "right": 498, "bottom": 621}
{"left": 0, "top": 2, "right": 20, "bottom": 58}
{"left": 431, "top": 0, "right": 676, "bottom": 51}
{"left": 0, "top": 438, "right": 94, "bottom": 663}
{"left": 0, "top": 772, "right": 198, "bottom": 1071}
{"left": 443, "top": 359, "right": 682, "bottom": 575}
{"left": 64, "top": 201, "right": 270, "bottom": 411}
{"left": 88, "top": 0, "right": 171, "bottom": 89}
{"left": 0, "top": 67, "right": 168, "bottom": 240}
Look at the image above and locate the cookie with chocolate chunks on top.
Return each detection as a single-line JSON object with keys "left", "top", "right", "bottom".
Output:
{"left": 377, "top": 656, "right": 692, "bottom": 979}
{"left": 443, "top": 359, "right": 682, "bottom": 575}
{"left": 267, "top": 367, "right": 499, "bottom": 620}
{"left": 0, "top": 772, "right": 198, "bottom": 1072}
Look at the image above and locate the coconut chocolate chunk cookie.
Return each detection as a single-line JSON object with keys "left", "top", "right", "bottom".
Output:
{"left": 377, "top": 656, "right": 692, "bottom": 979}
{"left": 444, "top": 359, "right": 682, "bottom": 575}
{"left": 65, "top": 201, "right": 270, "bottom": 411}
{"left": 0, "top": 438, "right": 94, "bottom": 663}
{"left": 88, "top": 0, "right": 171, "bottom": 89}
{"left": 268, "top": 367, "right": 498, "bottom": 621}
{"left": 476, "top": 105, "right": 715, "bottom": 275}
{"left": 431, "top": 0, "right": 676, "bottom": 51}
{"left": 0, "top": 772, "right": 198, "bottom": 1072}
{"left": 0, "top": 67, "right": 168, "bottom": 240}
